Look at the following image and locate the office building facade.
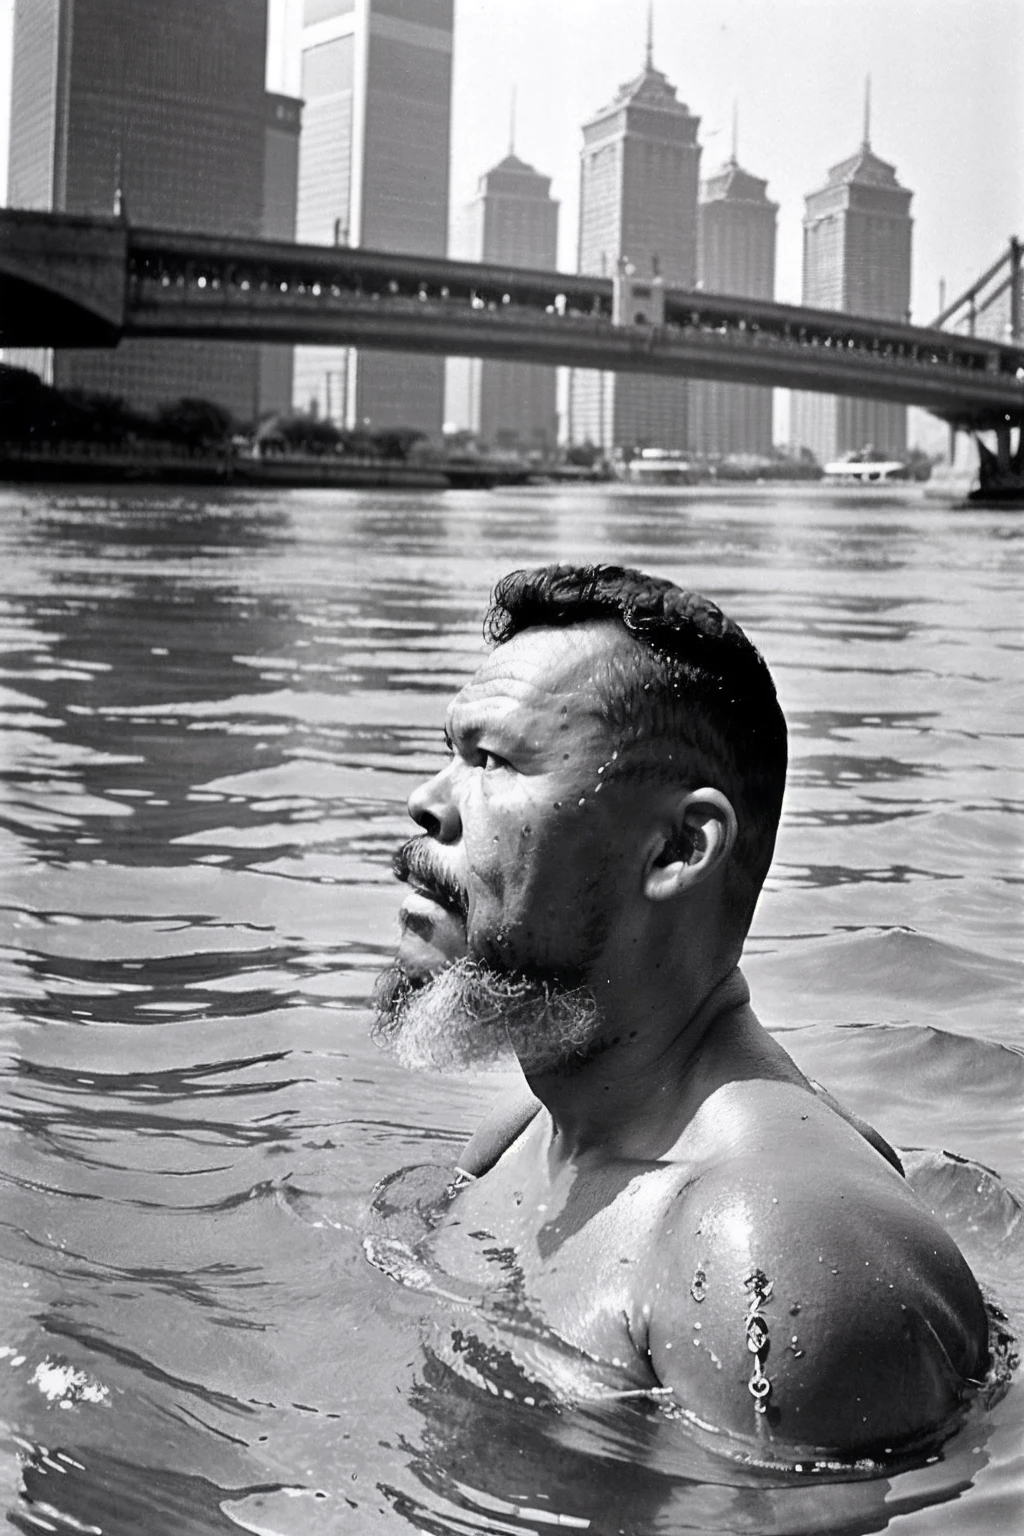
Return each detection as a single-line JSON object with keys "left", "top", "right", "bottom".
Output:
{"left": 6, "top": 0, "right": 268, "bottom": 420}
{"left": 570, "top": 45, "right": 700, "bottom": 452}
{"left": 259, "top": 92, "right": 303, "bottom": 419}
{"left": 690, "top": 157, "right": 777, "bottom": 456}
{"left": 293, "top": 0, "right": 453, "bottom": 434}
{"left": 792, "top": 134, "right": 913, "bottom": 462}
{"left": 458, "top": 152, "right": 559, "bottom": 449}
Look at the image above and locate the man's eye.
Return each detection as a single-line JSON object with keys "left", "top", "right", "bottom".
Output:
{"left": 480, "top": 750, "right": 508, "bottom": 772}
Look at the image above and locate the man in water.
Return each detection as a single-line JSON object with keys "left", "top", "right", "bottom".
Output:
{"left": 373, "top": 563, "right": 988, "bottom": 1458}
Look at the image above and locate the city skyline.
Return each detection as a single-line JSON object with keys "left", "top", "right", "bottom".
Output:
{"left": 1, "top": 0, "right": 1021, "bottom": 447}
{"left": 4, "top": 0, "right": 1017, "bottom": 315}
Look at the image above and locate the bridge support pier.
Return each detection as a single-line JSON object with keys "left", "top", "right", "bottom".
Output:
{"left": 995, "top": 422, "right": 1015, "bottom": 472}
{"left": 971, "top": 421, "right": 1024, "bottom": 504}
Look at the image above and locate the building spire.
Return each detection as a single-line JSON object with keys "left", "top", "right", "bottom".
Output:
{"left": 645, "top": 1, "right": 654, "bottom": 69}
{"left": 731, "top": 99, "right": 739, "bottom": 164}
{"left": 862, "top": 74, "right": 871, "bottom": 148}
{"left": 508, "top": 85, "right": 516, "bottom": 155}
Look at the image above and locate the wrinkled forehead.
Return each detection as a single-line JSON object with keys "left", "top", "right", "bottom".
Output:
{"left": 449, "top": 621, "right": 629, "bottom": 738}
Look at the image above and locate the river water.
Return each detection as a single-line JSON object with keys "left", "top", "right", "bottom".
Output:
{"left": 0, "top": 482, "right": 1020, "bottom": 1535}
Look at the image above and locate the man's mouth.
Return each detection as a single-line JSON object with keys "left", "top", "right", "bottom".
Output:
{"left": 393, "top": 839, "right": 469, "bottom": 979}
{"left": 392, "top": 838, "right": 468, "bottom": 921}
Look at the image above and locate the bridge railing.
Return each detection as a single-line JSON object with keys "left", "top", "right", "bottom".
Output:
{"left": 127, "top": 235, "right": 1024, "bottom": 390}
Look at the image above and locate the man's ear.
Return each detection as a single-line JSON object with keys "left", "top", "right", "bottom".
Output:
{"left": 643, "top": 789, "right": 738, "bottom": 902}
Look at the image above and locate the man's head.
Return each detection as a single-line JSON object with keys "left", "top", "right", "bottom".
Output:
{"left": 374, "top": 563, "right": 787, "bottom": 1075}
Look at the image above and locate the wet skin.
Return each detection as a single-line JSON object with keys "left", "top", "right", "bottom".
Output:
{"left": 394, "top": 622, "right": 989, "bottom": 1457}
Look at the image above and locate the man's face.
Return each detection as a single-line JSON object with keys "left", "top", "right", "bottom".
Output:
{"left": 375, "top": 622, "right": 647, "bottom": 1072}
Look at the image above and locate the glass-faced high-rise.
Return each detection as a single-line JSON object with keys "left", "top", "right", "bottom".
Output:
{"left": 792, "top": 137, "right": 913, "bottom": 462}
{"left": 570, "top": 50, "right": 700, "bottom": 452}
{"left": 6, "top": 0, "right": 268, "bottom": 419}
{"left": 690, "top": 156, "right": 777, "bottom": 456}
{"left": 293, "top": 0, "right": 453, "bottom": 434}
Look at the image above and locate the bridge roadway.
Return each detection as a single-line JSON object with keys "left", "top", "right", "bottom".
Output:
{"left": 2, "top": 209, "right": 1023, "bottom": 431}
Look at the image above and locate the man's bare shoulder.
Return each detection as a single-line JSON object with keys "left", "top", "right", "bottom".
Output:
{"left": 643, "top": 1086, "right": 989, "bottom": 1455}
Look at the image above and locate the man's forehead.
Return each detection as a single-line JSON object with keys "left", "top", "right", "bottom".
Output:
{"left": 450, "top": 622, "right": 627, "bottom": 723}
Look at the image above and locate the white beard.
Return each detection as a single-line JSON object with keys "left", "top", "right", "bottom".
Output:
{"left": 371, "top": 957, "right": 605, "bottom": 1077}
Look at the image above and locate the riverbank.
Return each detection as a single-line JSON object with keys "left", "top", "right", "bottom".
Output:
{"left": 0, "top": 444, "right": 554, "bottom": 490}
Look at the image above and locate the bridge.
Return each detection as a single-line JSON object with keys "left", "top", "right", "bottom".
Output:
{"left": 2, "top": 208, "right": 1023, "bottom": 446}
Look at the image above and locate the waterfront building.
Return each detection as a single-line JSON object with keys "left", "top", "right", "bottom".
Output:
{"left": 791, "top": 95, "right": 913, "bottom": 462}
{"left": 6, "top": 0, "right": 268, "bottom": 420}
{"left": 259, "top": 92, "right": 303, "bottom": 420}
{"left": 690, "top": 143, "right": 777, "bottom": 456}
{"left": 569, "top": 28, "right": 701, "bottom": 452}
{"left": 293, "top": 0, "right": 453, "bottom": 434}
{"left": 453, "top": 147, "right": 559, "bottom": 450}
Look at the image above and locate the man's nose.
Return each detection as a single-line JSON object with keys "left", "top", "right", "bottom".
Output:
{"left": 408, "top": 765, "right": 462, "bottom": 843}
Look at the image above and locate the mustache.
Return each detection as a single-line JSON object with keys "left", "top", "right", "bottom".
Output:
{"left": 392, "top": 837, "right": 469, "bottom": 920}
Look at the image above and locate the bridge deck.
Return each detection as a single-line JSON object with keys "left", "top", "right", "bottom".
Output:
{"left": 2, "top": 210, "right": 1022, "bottom": 430}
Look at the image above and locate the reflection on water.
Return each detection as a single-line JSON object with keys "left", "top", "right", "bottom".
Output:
{"left": 0, "top": 484, "right": 1020, "bottom": 1535}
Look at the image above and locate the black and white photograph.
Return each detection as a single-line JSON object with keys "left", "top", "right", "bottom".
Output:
{"left": 0, "top": 1, "right": 1021, "bottom": 1531}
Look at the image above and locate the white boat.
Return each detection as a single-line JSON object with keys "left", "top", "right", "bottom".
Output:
{"left": 822, "top": 459, "right": 909, "bottom": 485}
{"left": 621, "top": 449, "right": 698, "bottom": 485}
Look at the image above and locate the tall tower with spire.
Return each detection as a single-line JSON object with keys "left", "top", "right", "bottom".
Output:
{"left": 690, "top": 114, "right": 778, "bottom": 455}
{"left": 792, "top": 84, "right": 914, "bottom": 461}
{"left": 569, "top": 13, "right": 701, "bottom": 451}
{"left": 451, "top": 101, "right": 560, "bottom": 449}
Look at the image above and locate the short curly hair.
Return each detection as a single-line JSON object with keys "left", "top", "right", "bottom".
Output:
{"left": 485, "top": 564, "right": 787, "bottom": 935}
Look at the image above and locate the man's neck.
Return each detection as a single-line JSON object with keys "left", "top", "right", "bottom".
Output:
{"left": 523, "top": 965, "right": 751, "bottom": 1166}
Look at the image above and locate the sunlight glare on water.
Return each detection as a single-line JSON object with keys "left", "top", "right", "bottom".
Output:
{"left": 0, "top": 484, "right": 1020, "bottom": 1535}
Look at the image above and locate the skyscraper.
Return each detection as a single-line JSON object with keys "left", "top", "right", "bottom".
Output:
{"left": 791, "top": 95, "right": 913, "bottom": 462}
{"left": 6, "top": 0, "right": 269, "bottom": 420}
{"left": 259, "top": 92, "right": 303, "bottom": 419}
{"left": 293, "top": 0, "right": 453, "bottom": 434}
{"left": 690, "top": 143, "right": 777, "bottom": 456}
{"left": 570, "top": 27, "right": 701, "bottom": 452}
{"left": 456, "top": 147, "right": 559, "bottom": 450}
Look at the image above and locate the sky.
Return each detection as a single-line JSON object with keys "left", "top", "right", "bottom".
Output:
{"left": 2, "top": 0, "right": 1022, "bottom": 442}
